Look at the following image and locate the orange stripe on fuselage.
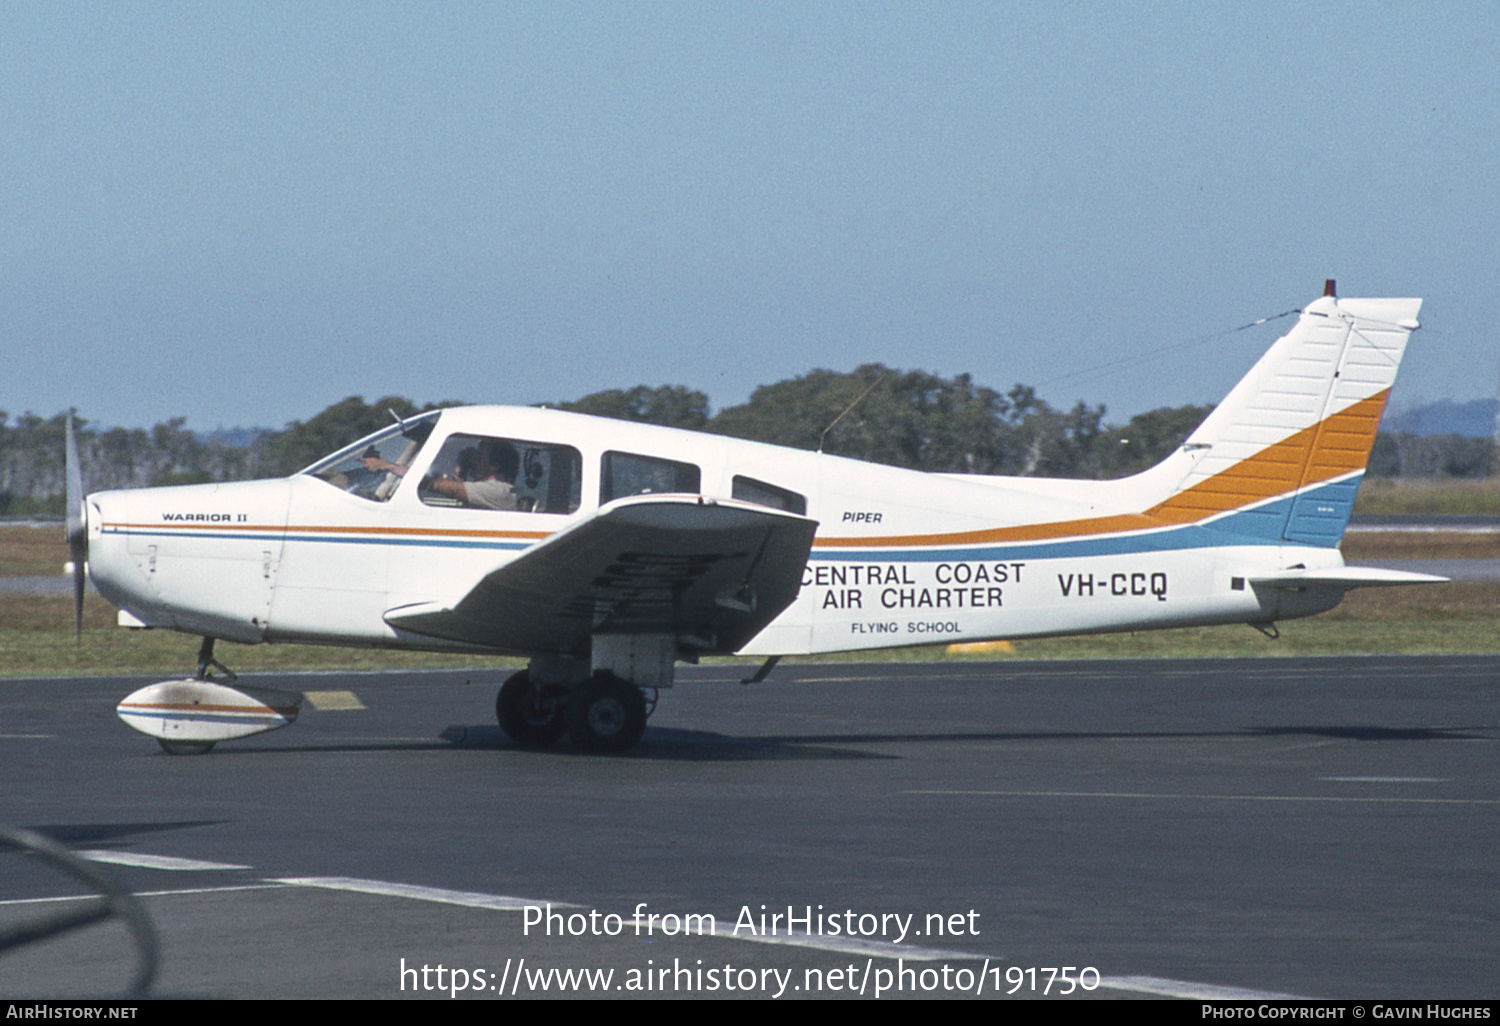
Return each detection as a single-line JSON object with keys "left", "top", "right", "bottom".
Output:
{"left": 813, "top": 389, "right": 1390, "bottom": 549}
{"left": 107, "top": 523, "right": 552, "bottom": 541}
{"left": 1144, "top": 389, "right": 1388, "bottom": 523}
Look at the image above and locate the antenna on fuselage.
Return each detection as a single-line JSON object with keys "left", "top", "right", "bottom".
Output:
{"left": 818, "top": 372, "right": 887, "bottom": 454}
{"left": 388, "top": 408, "right": 417, "bottom": 438}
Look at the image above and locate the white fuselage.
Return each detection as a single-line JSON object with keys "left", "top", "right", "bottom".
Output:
{"left": 85, "top": 405, "right": 1345, "bottom": 658}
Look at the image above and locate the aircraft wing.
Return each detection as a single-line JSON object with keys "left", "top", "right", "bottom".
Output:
{"left": 384, "top": 496, "right": 818, "bottom": 655}
{"left": 1247, "top": 566, "right": 1449, "bottom": 589}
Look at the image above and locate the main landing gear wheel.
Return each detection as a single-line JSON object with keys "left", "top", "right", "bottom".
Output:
{"left": 567, "top": 673, "right": 647, "bottom": 754}
{"left": 496, "top": 671, "right": 568, "bottom": 748}
{"left": 157, "top": 740, "right": 216, "bottom": 756}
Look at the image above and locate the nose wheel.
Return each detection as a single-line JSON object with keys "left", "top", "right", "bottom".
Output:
{"left": 149, "top": 638, "right": 235, "bottom": 755}
{"left": 158, "top": 740, "right": 215, "bottom": 756}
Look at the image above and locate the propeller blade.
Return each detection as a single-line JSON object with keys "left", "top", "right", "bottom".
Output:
{"left": 65, "top": 413, "right": 87, "bottom": 642}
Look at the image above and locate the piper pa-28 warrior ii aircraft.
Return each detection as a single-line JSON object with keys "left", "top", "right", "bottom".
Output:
{"left": 69, "top": 284, "right": 1442, "bottom": 754}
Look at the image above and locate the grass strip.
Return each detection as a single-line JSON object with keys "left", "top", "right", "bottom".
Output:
{"left": 4, "top": 585, "right": 1494, "bottom": 679}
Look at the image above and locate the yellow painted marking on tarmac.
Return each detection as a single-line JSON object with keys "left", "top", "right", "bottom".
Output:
{"left": 946, "top": 640, "right": 1015, "bottom": 654}
{"left": 906, "top": 790, "right": 1500, "bottom": 805}
{"left": 304, "top": 690, "right": 366, "bottom": 711}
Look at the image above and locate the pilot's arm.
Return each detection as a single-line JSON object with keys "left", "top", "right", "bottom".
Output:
{"left": 423, "top": 475, "right": 519, "bottom": 510}
{"left": 426, "top": 475, "right": 467, "bottom": 502}
{"left": 361, "top": 456, "right": 409, "bottom": 476}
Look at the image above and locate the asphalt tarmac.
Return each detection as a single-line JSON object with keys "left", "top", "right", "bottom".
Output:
{"left": 1, "top": 656, "right": 1497, "bottom": 1000}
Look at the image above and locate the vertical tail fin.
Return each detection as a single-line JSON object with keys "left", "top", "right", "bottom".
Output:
{"left": 1146, "top": 293, "right": 1421, "bottom": 545}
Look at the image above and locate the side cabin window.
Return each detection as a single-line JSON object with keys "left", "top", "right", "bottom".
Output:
{"left": 303, "top": 414, "right": 438, "bottom": 503}
{"left": 420, "top": 434, "right": 582, "bottom": 514}
{"left": 601, "top": 451, "right": 700, "bottom": 504}
{"left": 732, "top": 475, "right": 807, "bottom": 516}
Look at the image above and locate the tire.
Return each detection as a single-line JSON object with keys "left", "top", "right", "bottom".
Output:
{"left": 567, "top": 673, "right": 647, "bottom": 754}
{"left": 496, "top": 671, "right": 568, "bottom": 748}
{"left": 158, "top": 739, "right": 215, "bottom": 755}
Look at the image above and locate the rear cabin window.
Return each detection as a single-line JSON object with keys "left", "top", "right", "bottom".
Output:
{"left": 601, "top": 452, "right": 701, "bottom": 504}
{"left": 732, "top": 475, "right": 807, "bottom": 515}
{"left": 420, "top": 434, "right": 582, "bottom": 514}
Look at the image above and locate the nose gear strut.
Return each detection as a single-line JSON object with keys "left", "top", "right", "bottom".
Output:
{"left": 195, "top": 637, "right": 237, "bottom": 682}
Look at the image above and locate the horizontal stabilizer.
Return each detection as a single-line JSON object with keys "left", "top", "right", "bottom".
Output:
{"left": 1248, "top": 566, "right": 1448, "bottom": 590}
{"left": 385, "top": 496, "right": 818, "bottom": 655}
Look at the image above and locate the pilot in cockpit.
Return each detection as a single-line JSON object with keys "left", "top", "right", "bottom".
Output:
{"left": 421, "top": 439, "right": 521, "bottom": 510}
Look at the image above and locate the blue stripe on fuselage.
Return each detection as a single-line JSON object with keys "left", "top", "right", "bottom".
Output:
{"left": 813, "top": 477, "right": 1357, "bottom": 564}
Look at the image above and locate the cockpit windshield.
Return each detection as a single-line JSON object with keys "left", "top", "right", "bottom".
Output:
{"left": 300, "top": 412, "right": 440, "bottom": 502}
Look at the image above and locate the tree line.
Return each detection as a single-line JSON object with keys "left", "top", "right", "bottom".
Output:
{"left": 549, "top": 371, "right": 1494, "bottom": 481}
{"left": 3, "top": 368, "right": 1491, "bottom": 515}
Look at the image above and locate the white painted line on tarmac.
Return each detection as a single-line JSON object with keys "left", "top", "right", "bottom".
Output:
{"left": 274, "top": 876, "right": 573, "bottom": 911}
{"left": 1098, "top": 974, "right": 1307, "bottom": 1000}
{"left": 276, "top": 878, "right": 977, "bottom": 963}
{"left": 132, "top": 883, "right": 291, "bottom": 898}
{"left": 270, "top": 874, "right": 974, "bottom": 962}
{"left": 272, "top": 876, "right": 1310, "bottom": 1001}
{"left": 0, "top": 883, "right": 288, "bottom": 906}
{"left": 7, "top": 861, "right": 1310, "bottom": 1001}
{"left": 0, "top": 893, "right": 109, "bottom": 907}
{"left": 77, "top": 850, "right": 254, "bottom": 871}
{"left": 906, "top": 789, "right": 1500, "bottom": 805}
{"left": 722, "top": 926, "right": 982, "bottom": 962}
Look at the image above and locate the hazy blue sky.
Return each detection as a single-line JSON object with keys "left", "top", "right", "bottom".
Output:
{"left": 5, "top": 2, "right": 1497, "bottom": 433}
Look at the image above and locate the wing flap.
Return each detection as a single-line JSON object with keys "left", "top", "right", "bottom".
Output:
{"left": 385, "top": 496, "right": 818, "bottom": 655}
